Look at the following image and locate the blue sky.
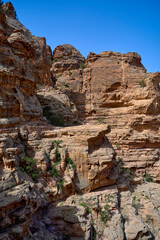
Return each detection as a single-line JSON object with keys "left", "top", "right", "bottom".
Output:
{"left": 7, "top": 0, "right": 160, "bottom": 72}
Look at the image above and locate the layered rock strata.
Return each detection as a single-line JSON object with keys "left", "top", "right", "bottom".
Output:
{"left": 52, "top": 45, "right": 160, "bottom": 184}
{"left": 0, "top": 2, "right": 160, "bottom": 240}
{"left": 0, "top": 124, "right": 117, "bottom": 239}
{"left": 0, "top": 2, "right": 52, "bottom": 127}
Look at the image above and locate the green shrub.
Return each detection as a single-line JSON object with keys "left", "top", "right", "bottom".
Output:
{"left": 98, "top": 194, "right": 113, "bottom": 223}
{"left": 115, "top": 142, "right": 120, "bottom": 149}
{"left": 64, "top": 83, "right": 70, "bottom": 88}
{"left": 144, "top": 173, "right": 155, "bottom": 182}
{"left": 57, "top": 178, "right": 64, "bottom": 192}
{"left": 36, "top": 84, "right": 40, "bottom": 90}
{"left": 53, "top": 140, "right": 62, "bottom": 163}
{"left": 54, "top": 161, "right": 61, "bottom": 166}
{"left": 53, "top": 58, "right": 58, "bottom": 62}
{"left": 53, "top": 140, "right": 63, "bottom": 156}
{"left": 132, "top": 196, "right": 140, "bottom": 214}
{"left": 47, "top": 140, "right": 63, "bottom": 179}
{"left": 99, "top": 207, "right": 110, "bottom": 223}
{"left": 45, "top": 152, "right": 50, "bottom": 159}
{"left": 65, "top": 157, "right": 72, "bottom": 165}
{"left": 97, "top": 118, "right": 106, "bottom": 124}
{"left": 145, "top": 194, "right": 149, "bottom": 199}
{"left": 66, "top": 157, "right": 75, "bottom": 169}
{"left": 43, "top": 106, "right": 52, "bottom": 119}
{"left": 118, "top": 158, "right": 134, "bottom": 176}
{"left": 43, "top": 106, "right": 64, "bottom": 126}
{"left": 49, "top": 167, "right": 59, "bottom": 178}
{"left": 139, "top": 80, "right": 146, "bottom": 88}
{"left": 19, "top": 156, "right": 41, "bottom": 182}
{"left": 79, "top": 194, "right": 113, "bottom": 225}
{"left": 50, "top": 59, "right": 53, "bottom": 66}
{"left": 118, "top": 157, "right": 124, "bottom": 165}
{"left": 120, "top": 166, "right": 130, "bottom": 174}
{"left": 53, "top": 140, "right": 63, "bottom": 145}
{"left": 53, "top": 58, "right": 63, "bottom": 63}
{"left": 79, "top": 202, "right": 92, "bottom": 214}
{"left": 68, "top": 71, "right": 72, "bottom": 76}
{"left": 80, "top": 62, "right": 85, "bottom": 69}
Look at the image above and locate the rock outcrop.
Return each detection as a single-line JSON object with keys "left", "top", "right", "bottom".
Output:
{"left": 0, "top": 124, "right": 117, "bottom": 239}
{"left": 0, "top": 2, "right": 160, "bottom": 240}
{"left": 29, "top": 183, "right": 160, "bottom": 240}
{"left": 51, "top": 44, "right": 85, "bottom": 92}
{"left": 52, "top": 45, "right": 160, "bottom": 184}
{"left": 0, "top": 2, "right": 52, "bottom": 127}
{"left": 36, "top": 88, "right": 79, "bottom": 126}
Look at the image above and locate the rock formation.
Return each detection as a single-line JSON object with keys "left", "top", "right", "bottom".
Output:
{"left": 0, "top": 2, "right": 52, "bottom": 128}
{"left": 52, "top": 45, "right": 160, "bottom": 186}
{"left": 0, "top": 2, "right": 160, "bottom": 240}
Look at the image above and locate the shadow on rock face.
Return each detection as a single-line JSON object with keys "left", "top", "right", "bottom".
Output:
{"left": 36, "top": 89, "right": 80, "bottom": 127}
{"left": 28, "top": 204, "right": 85, "bottom": 240}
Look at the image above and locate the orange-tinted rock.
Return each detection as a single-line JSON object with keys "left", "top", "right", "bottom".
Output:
{"left": 52, "top": 44, "right": 85, "bottom": 70}
{"left": 2, "top": 2, "right": 17, "bottom": 19}
{"left": 51, "top": 46, "right": 160, "bottom": 182}
{"left": 0, "top": 3, "right": 52, "bottom": 127}
{"left": 0, "top": 2, "right": 160, "bottom": 240}
{"left": 51, "top": 44, "right": 85, "bottom": 93}
{"left": 36, "top": 88, "right": 79, "bottom": 126}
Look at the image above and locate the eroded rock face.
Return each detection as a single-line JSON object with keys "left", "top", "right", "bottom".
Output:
{"left": 36, "top": 88, "right": 79, "bottom": 126}
{"left": 83, "top": 52, "right": 160, "bottom": 117}
{"left": 52, "top": 44, "right": 85, "bottom": 73}
{"left": 0, "top": 3, "right": 52, "bottom": 127}
{"left": 0, "top": 124, "right": 117, "bottom": 239}
{"left": 83, "top": 52, "right": 160, "bottom": 182}
{"left": 1, "top": 123, "right": 160, "bottom": 239}
{"left": 0, "top": 2, "right": 160, "bottom": 240}
{"left": 22, "top": 124, "right": 116, "bottom": 192}
{"left": 52, "top": 46, "right": 160, "bottom": 183}
{"left": 25, "top": 183, "right": 160, "bottom": 240}
{"left": 51, "top": 44, "right": 85, "bottom": 92}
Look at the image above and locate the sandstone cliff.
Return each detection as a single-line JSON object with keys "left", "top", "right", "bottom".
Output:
{"left": 0, "top": 2, "right": 160, "bottom": 240}
{"left": 0, "top": 2, "right": 52, "bottom": 128}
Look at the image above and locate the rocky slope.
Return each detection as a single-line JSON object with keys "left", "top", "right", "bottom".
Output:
{"left": 0, "top": 2, "right": 160, "bottom": 240}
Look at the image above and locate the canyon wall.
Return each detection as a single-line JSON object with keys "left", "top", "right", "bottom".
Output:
{"left": 0, "top": 2, "right": 160, "bottom": 240}
{"left": 0, "top": 2, "right": 52, "bottom": 128}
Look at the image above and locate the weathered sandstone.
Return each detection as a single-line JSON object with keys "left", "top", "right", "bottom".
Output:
{"left": 0, "top": 2, "right": 160, "bottom": 240}
{"left": 0, "top": 2, "right": 52, "bottom": 127}
{"left": 52, "top": 45, "right": 160, "bottom": 184}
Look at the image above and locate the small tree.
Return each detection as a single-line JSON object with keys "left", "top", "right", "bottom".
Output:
{"left": 19, "top": 156, "right": 41, "bottom": 182}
